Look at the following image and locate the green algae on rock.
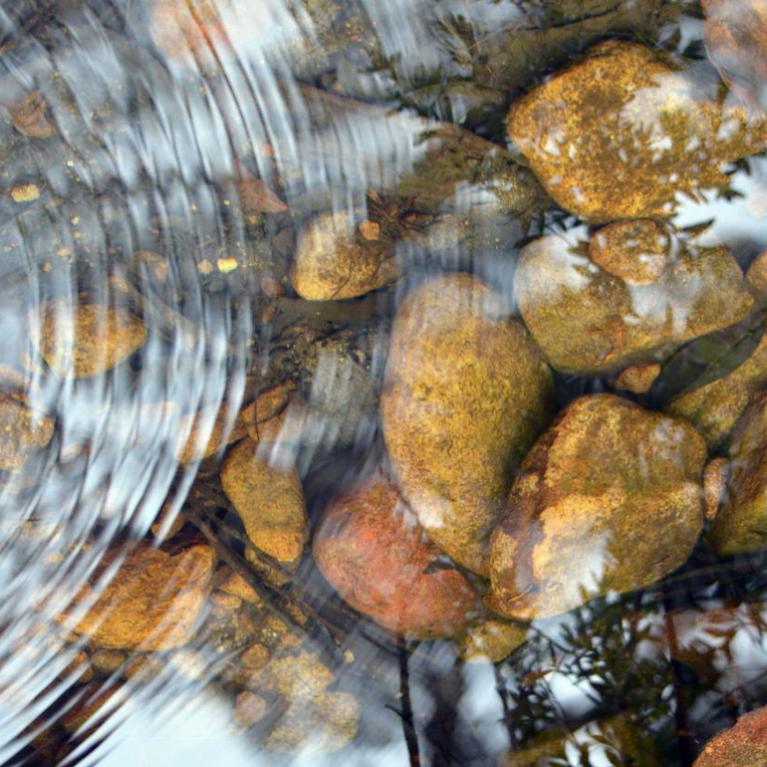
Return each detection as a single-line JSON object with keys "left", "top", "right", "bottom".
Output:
{"left": 489, "top": 394, "right": 706, "bottom": 620}
{"left": 515, "top": 226, "right": 753, "bottom": 375}
{"left": 381, "top": 272, "right": 554, "bottom": 575}
{"left": 693, "top": 704, "right": 767, "bottom": 766}
{"left": 507, "top": 39, "right": 767, "bottom": 222}
{"left": 708, "top": 392, "right": 767, "bottom": 555}
{"left": 313, "top": 472, "right": 479, "bottom": 639}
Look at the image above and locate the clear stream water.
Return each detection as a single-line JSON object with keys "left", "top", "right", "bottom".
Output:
{"left": 2, "top": 1, "right": 767, "bottom": 765}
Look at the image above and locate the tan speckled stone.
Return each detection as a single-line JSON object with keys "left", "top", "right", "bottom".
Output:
{"left": 0, "top": 392, "right": 54, "bottom": 471}
{"left": 220, "top": 438, "right": 308, "bottom": 568}
{"left": 36, "top": 301, "right": 146, "bottom": 377}
{"left": 516, "top": 229, "right": 753, "bottom": 375}
{"left": 709, "top": 392, "right": 767, "bottom": 554}
{"left": 590, "top": 220, "right": 671, "bottom": 285}
{"left": 381, "top": 272, "right": 554, "bottom": 574}
{"left": 507, "top": 40, "right": 767, "bottom": 222}
{"left": 747, "top": 250, "right": 767, "bottom": 296}
{"left": 614, "top": 363, "right": 662, "bottom": 394}
{"left": 66, "top": 544, "right": 215, "bottom": 650}
{"left": 459, "top": 618, "right": 527, "bottom": 663}
{"left": 693, "top": 704, "right": 767, "bottom": 766}
{"left": 703, "top": 457, "right": 729, "bottom": 521}
{"left": 290, "top": 210, "right": 397, "bottom": 300}
{"left": 668, "top": 330, "right": 767, "bottom": 450}
{"left": 490, "top": 394, "right": 706, "bottom": 620}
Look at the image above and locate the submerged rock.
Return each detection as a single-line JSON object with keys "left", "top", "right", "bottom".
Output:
{"left": 0, "top": 392, "right": 54, "bottom": 471}
{"left": 220, "top": 438, "right": 308, "bottom": 570}
{"left": 249, "top": 649, "right": 359, "bottom": 753}
{"left": 703, "top": 0, "right": 767, "bottom": 111}
{"left": 667, "top": 328, "right": 767, "bottom": 449}
{"left": 709, "top": 392, "right": 767, "bottom": 555}
{"left": 65, "top": 544, "right": 215, "bottom": 650}
{"left": 515, "top": 226, "right": 753, "bottom": 375}
{"left": 313, "top": 473, "right": 479, "bottom": 639}
{"left": 747, "top": 250, "right": 767, "bottom": 298}
{"left": 704, "top": 457, "right": 729, "bottom": 521}
{"left": 458, "top": 617, "right": 527, "bottom": 663}
{"left": 693, "top": 704, "right": 767, "bottom": 766}
{"left": 507, "top": 40, "right": 767, "bottom": 221}
{"left": 176, "top": 401, "right": 251, "bottom": 464}
{"left": 35, "top": 301, "right": 146, "bottom": 378}
{"left": 490, "top": 394, "right": 706, "bottom": 620}
{"left": 614, "top": 362, "right": 662, "bottom": 394}
{"left": 290, "top": 209, "right": 398, "bottom": 300}
{"left": 381, "top": 272, "right": 553, "bottom": 574}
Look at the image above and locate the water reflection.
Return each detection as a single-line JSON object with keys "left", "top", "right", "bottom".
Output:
{"left": 4, "top": 0, "right": 767, "bottom": 765}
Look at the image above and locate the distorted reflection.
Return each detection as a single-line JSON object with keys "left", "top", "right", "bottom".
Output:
{"left": 5, "top": 0, "right": 767, "bottom": 765}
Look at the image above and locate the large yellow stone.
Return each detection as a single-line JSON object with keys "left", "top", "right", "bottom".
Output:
{"left": 66, "top": 544, "right": 215, "bottom": 650}
{"left": 381, "top": 272, "right": 553, "bottom": 574}
{"left": 490, "top": 394, "right": 706, "bottom": 620}
{"left": 515, "top": 227, "right": 753, "bottom": 374}
{"left": 507, "top": 40, "right": 767, "bottom": 221}
{"left": 290, "top": 210, "right": 397, "bottom": 300}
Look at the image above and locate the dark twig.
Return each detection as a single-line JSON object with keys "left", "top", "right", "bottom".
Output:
{"left": 398, "top": 641, "right": 422, "bottom": 767}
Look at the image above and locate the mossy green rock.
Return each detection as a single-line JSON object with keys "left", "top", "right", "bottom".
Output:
{"left": 490, "top": 394, "right": 706, "bottom": 620}
{"left": 668, "top": 330, "right": 767, "bottom": 450}
{"left": 381, "top": 273, "right": 554, "bottom": 575}
{"left": 709, "top": 392, "right": 767, "bottom": 555}
{"left": 507, "top": 39, "right": 767, "bottom": 222}
{"left": 515, "top": 226, "right": 753, "bottom": 375}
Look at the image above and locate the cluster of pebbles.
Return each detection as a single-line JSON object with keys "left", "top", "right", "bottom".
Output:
{"left": 6, "top": 0, "right": 767, "bottom": 764}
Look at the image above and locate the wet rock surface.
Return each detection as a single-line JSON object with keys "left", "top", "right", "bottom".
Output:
{"left": 9, "top": 1, "right": 767, "bottom": 765}
{"left": 35, "top": 301, "right": 147, "bottom": 378}
{"left": 668, "top": 325, "right": 767, "bottom": 449}
{"left": 703, "top": 0, "right": 767, "bottom": 111}
{"left": 515, "top": 226, "right": 753, "bottom": 374}
{"left": 220, "top": 438, "right": 308, "bottom": 570}
{"left": 709, "top": 392, "right": 767, "bottom": 555}
{"left": 0, "top": 392, "right": 54, "bottom": 471}
{"left": 63, "top": 544, "right": 215, "bottom": 651}
{"left": 313, "top": 472, "right": 479, "bottom": 639}
{"left": 381, "top": 272, "right": 554, "bottom": 574}
{"left": 507, "top": 40, "right": 767, "bottom": 221}
{"left": 290, "top": 209, "right": 397, "bottom": 300}
{"left": 490, "top": 394, "right": 707, "bottom": 620}
{"left": 693, "top": 704, "right": 767, "bottom": 766}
